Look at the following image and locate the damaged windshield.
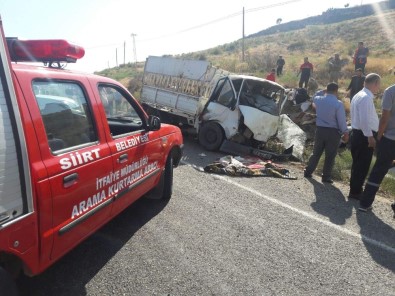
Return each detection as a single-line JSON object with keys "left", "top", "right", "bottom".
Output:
{"left": 239, "top": 79, "right": 283, "bottom": 116}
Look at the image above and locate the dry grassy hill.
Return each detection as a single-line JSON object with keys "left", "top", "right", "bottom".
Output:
{"left": 98, "top": 10, "right": 395, "bottom": 99}
{"left": 182, "top": 10, "right": 395, "bottom": 95}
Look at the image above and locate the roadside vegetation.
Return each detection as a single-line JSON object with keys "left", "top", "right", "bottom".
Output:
{"left": 96, "top": 9, "right": 395, "bottom": 198}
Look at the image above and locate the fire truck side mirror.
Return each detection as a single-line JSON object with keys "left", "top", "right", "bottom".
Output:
{"left": 147, "top": 115, "right": 161, "bottom": 131}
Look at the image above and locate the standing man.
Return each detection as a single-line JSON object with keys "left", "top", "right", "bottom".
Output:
{"left": 304, "top": 83, "right": 349, "bottom": 183}
{"left": 353, "top": 41, "right": 369, "bottom": 73}
{"left": 298, "top": 57, "right": 314, "bottom": 89}
{"left": 328, "top": 53, "right": 342, "bottom": 83}
{"left": 346, "top": 68, "right": 365, "bottom": 101}
{"left": 358, "top": 83, "right": 395, "bottom": 211}
{"left": 348, "top": 73, "right": 381, "bottom": 200}
{"left": 276, "top": 55, "right": 285, "bottom": 76}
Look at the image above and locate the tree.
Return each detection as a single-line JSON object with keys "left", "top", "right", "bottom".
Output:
{"left": 276, "top": 18, "right": 282, "bottom": 25}
{"left": 344, "top": 3, "right": 349, "bottom": 7}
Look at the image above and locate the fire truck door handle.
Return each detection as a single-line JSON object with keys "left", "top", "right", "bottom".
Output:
{"left": 118, "top": 154, "right": 128, "bottom": 163}
{"left": 63, "top": 173, "right": 79, "bottom": 188}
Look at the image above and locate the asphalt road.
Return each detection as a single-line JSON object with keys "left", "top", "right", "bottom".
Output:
{"left": 18, "top": 136, "right": 395, "bottom": 296}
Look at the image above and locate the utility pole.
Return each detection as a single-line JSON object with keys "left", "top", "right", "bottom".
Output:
{"left": 116, "top": 48, "right": 118, "bottom": 67}
{"left": 123, "top": 41, "right": 126, "bottom": 66}
{"left": 242, "top": 7, "right": 245, "bottom": 62}
{"left": 131, "top": 33, "right": 137, "bottom": 66}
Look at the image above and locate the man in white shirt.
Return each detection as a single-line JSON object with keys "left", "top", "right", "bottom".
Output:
{"left": 349, "top": 73, "right": 381, "bottom": 200}
{"left": 359, "top": 83, "right": 395, "bottom": 212}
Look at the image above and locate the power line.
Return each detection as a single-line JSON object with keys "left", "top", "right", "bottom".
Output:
{"left": 139, "top": 0, "right": 302, "bottom": 42}
{"left": 87, "top": 0, "right": 301, "bottom": 49}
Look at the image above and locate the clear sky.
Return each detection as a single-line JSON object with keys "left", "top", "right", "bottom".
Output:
{"left": 0, "top": 0, "right": 383, "bottom": 73}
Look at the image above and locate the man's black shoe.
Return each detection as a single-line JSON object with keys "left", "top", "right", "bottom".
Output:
{"left": 322, "top": 178, "right": 334, "bottom": 184}
{"left": 391, "top": 203, "right": 395, "bottom": 218}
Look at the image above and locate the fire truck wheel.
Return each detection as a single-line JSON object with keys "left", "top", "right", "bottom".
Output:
{"left": 198, "top": 122, "right": 224, "bottom": 151}
{"left": 162, "top": 154, "right": 174, "bottom": 200}
{"left": 0, "top": 266, "right": 18, "bottom": 296}
{"left": 145, "top": 154, "right": 173, "bottom": 200}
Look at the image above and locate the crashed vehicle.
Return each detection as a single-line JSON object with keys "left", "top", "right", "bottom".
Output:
{"left": 141, "top": 56, "right": 291, "bottom": 154}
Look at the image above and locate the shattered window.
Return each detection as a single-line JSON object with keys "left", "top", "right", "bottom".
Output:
{"left": 239, "top": 80, "right": 279, "bottom": 116}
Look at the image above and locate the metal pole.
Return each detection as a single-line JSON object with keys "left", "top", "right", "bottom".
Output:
{"left": 131, "top": 33, "right": 137, "bottom": 65}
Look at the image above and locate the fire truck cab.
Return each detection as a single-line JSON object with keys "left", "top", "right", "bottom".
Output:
{"left": 0, "top": 18, "right": 183, "bottom": 294}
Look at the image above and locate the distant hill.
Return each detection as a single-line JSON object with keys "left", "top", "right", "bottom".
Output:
{"left": 249, "top": 0, "right": 395, "bottom": 38}
{"left": 98, "top": 0, "right": 395, "bottom": 96}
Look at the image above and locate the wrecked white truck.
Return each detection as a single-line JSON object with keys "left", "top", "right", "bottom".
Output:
{"left": 141, "top": 56, "right": 305, "bottom": 160}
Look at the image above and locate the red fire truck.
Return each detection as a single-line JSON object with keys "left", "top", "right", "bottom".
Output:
{"left": 0, "top": 18, "right": 183, "bottom": 294}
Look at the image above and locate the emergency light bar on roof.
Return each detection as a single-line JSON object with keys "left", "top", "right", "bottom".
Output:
{"left": 6, "top": 38, "right": 85, "bottom": 64}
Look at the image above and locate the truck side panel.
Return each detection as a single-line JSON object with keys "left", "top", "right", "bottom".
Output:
{"left": 141, "top": 86, "right": 200, "bottom": 116}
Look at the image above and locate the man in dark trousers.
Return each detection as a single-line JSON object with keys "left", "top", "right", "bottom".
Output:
{"left": 359, "top": 83, "right": 395, "bottom": 212}
{"left": 346, "top": 68, "right": 365, "bottom": 101}
{"left": 276, "top": 55, "right": 285, "bottom": 76}
{"left": 304, "top": 83, "right": 349, "bottom": 183}
{"left": 348, "top": 73, "right": 381, "bottom": 200}
{"left": 353, "top": 41, "right": 369, "bottom": 73}
{"left": 297, "top": 57, "right": 313, "bottom": 88}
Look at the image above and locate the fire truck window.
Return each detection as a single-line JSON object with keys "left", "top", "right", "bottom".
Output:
{"left": 98, "top": 85, "right": 143, "bottom": 137}
{"left": 33, "top": 81, "right": 97, "bottom": 153}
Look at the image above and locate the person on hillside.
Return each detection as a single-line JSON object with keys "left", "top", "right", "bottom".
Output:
{"left": 266, "top": 68, "right": 276, "bottom": 82}
{"left": 348, "top": 73, "right": 381, "bottom": 200}
{"left": 346, "top": 68, "right": 365, "bottom": 101}
{"left": 304, "top": 83, "right": 349, "bottom": 183}
{"left": 353, "top": 41, "right": 369, "bottom": 73}
{"left": 328, "top": 53, "right": 342, "bottom": 84}
{"left": 276, "top": 56, "right": 285, "bottom": 76}
{"left": 358, "top": 83, "right": 395, "bottom": 212}
{"left": 297, "top": 57, "right": 313, "bottom": 89}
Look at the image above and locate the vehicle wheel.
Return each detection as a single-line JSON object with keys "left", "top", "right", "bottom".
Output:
{"left": 198, "top": 122, "right": 224, "bottom": 151}
{"left": 145, "top": 154, "right": 173, "bottom": 200}
{"left": 0, "top": 266, "right": 18, "bottom": 296}
{"left": 162, "top": 155, "right": 174, "bottom": 200}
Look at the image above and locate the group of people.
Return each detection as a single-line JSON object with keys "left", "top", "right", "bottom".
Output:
{"left": 304, "top": 73, "right": 395, "bottom": 217}
{"left": 267, "top": 41, "right": 369, "bottom": 88}
{"left": 264, "top": 41, "right": 395, "bottom": 215}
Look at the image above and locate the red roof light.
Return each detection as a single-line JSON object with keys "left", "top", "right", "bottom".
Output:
{"left": 7, "top": 38, "right": 85, "bottom": 63}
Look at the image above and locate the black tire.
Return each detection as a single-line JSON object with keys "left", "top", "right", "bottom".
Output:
{"left": 0, "top": 266, "right": 18, "bottom": 296}
{"left": 162, "top": 155, "right": 174, "bottom": 200}
{"left": 198, "top": 122, "right": 224, "bottom": 151}
{"left": 145, "top": 154, "right": 173, "bottom": 200}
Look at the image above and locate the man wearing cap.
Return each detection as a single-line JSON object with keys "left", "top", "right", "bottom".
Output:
{"left": 304, "top": 83, "right": 349, "bottom": 183}
{"left": 346, "top": 68, "right": 365, "bottom": 101}
{"left": 276, "top": 55, "right": 285, "bottom": 76}
{"left": 349, "top": 73, "right": 381, "bottom": 200}
{"left": 358, "top": 82, "right": 395, "bottom": 212}
{"left": 328, "top": 53, "right": 342, "bottom": 83}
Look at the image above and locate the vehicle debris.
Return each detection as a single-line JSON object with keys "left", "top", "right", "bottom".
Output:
{"left": 204, "top": 155, "right": 297, "bottom": 179}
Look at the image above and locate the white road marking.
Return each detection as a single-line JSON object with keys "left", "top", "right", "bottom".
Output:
{"left": 181, "top": 160, "right": 395, "bottom": 255}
